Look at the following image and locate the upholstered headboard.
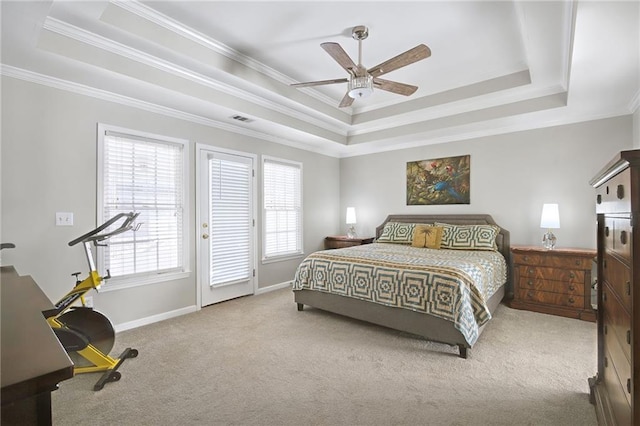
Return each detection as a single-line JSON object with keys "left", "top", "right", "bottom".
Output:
{"left": 375, "top": 214, "right": 511, "bottom": 267}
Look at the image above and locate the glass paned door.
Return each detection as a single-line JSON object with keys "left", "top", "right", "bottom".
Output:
{"left": 199, "top": 148, "right": 254, "bottom": 307}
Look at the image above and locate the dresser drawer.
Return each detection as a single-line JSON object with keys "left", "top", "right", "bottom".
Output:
{"left": 517, "top": 265, "right": 584, "bottom": 284}
{"left": 603, "top": 345, "right": 632, "bottom": 426}
{"left": 603, "top": 253, "right": 632, "bottom": 312}
{"left": 518, "top": 277, "right": 584, "bottom": 295}
{"left": 602, "top": 282, "right": 631, "bottom": 362}
{"left": 517, "top": 289, "right": 584, "bottom": 308}
{"left": 603, "top": 320, "right": 632, "bottom": 407}
{"left": 596, "top": 168, "right": 632, "bottom": 214}
{"left": 513, "top": 253, "right": 591, "bottom": 269}
{"left": 604, "top": 218, "right": 632, "bottom": 262}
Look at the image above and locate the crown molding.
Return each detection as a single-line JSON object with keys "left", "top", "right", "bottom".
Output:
{"left": 2, "top": 65, "right": 631, "bottom": 160}
{"left": 340, "top": 107, "right": 632, "bottom": 158}
{"left": 42, "top": 16, "right": 348, "bottom": 136}
{"left": 108, "top": 0, "right": 340, "bottom": 110}
{"left": 561, "top": 0, "right": 577, "bottom": 91}
{"left": 1, "top": 65, "right": 344, "bottom": 158}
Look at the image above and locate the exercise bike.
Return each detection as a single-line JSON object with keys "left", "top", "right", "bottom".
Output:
{"left": 43, "top": 212, "right": 140, "bottom": 391}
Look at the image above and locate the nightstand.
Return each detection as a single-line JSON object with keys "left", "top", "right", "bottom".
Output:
{"left": 510, "top": 245, "right": 596, "bottom": 321}
{"left": 324, "top": 236, "right": 374, "bottom": 250}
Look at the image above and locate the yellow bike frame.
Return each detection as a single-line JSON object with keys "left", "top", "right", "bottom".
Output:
{"left": 45, "top": 212, "right": 139, "bottom": 390}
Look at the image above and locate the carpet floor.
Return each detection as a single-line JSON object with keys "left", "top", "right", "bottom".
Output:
{"left": 52, "top": 288, "right": 598, "bottom": 425}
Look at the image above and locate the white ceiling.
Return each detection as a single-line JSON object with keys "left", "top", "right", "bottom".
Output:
{"left": 1, "top": 1, "right": 638, "bottom": 157}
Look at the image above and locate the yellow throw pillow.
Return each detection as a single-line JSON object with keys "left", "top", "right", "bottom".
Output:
{"left": 411, "top": 225, "right": 443, "bottom": 249}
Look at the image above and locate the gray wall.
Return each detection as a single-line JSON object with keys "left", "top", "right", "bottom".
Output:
{"left": 339, "top": 116, "right": 633, "bottom": 250}
{"left": 1, "top": 77, "right": 340, "bottom": 326}
{"left": 634, "top": 107, "right": 640, "bottom": 148}
{"left": 1, "top": 75, "right": 635, "bottom": 328}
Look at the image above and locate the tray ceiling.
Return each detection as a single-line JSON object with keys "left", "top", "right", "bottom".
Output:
{"left": 1, "top": 1, "right": 638, "bottom": 157}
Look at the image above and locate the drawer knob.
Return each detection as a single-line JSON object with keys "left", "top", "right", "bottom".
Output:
{"left": 568, "top": 297, "right": 575, "bottom": 304}
{"left": 569, "top": 272, "right": 575, "bottom": 279}
{"left": 620, "top": 230, "right": 627, "bottom": 245}
{"left": 528, "top": 268, "right": 534, "bottom": 275}
{"left": 523, "top": 255, "right": 528, "bottom": 261}
{"left": 617, "top": 184, "right": 624, "bottom": 200}
{"left": 569, "top": 285, "right": 575, "bottom": 291}
{"left": 604, "top": 226, "right": 610, "bottom": 237}
{"left": 627, "top": 378, "right": 631, "bottom": 394}
{"left": 575, "top": 260, "right": 581, "bottom": 266}
{"left": 527, "top": 291, "right": 534, "bottom": 299}
{"left": 527, "top": 280, "right": 533, "bottom": 286}
{"left": 597, "top": 194, "right": 602, "bottom": 204}
{"left": 626, "top": 281, "right": 631, "bottom": 296}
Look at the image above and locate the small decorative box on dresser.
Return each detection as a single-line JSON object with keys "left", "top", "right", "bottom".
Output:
{"left": 324, "top": 236, "right": 374, "bottom": 250}
{"left": 510, "top": 245, "right": 596, "bottom": 321}
{"left": 588, "top": 149, "right": 639, "bottom": 426}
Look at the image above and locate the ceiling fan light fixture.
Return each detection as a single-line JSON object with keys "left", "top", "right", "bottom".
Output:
{"left": 348, "top": 75, "right": 374, "bottom": 99}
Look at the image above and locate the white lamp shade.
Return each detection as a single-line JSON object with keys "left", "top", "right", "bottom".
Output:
{"left": 346, "top": 207, "right": 357, "bottom": 224}
{"left": 540, "top": 203, "right": 560, "bottom": 229}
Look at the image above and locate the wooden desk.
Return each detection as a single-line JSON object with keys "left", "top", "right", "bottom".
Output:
{"left": 1, "top": 266, "right": 74, "bottom": 425}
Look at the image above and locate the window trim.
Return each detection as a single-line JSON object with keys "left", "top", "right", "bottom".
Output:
{"left": 96, "top": 123, "right": 190, "bottom": 291}
{"left": 261, "top": 155, "right": 303, "bottom": 263}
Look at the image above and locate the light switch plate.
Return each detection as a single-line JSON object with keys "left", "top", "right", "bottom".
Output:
{"left": 56, "top": 212, "right": 74, "bottom": 226}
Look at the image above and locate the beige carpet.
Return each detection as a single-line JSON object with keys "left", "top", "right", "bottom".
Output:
{"left": 52, "top": 288, "right": 598, "bottom": 425}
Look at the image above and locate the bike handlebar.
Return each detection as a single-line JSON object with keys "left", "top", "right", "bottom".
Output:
{"left": 68, "top": 212, "right": 140, "bottom": 246}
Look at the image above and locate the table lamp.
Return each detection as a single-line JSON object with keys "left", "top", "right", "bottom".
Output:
{"left": 540, "top": 203, "right": 560, "bottom": 249}
{"left": 346, "top": 207, "right": 357, "bottom": 238}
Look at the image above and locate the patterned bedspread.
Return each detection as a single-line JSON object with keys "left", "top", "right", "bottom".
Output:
{"left": 292, "top": 243, "right": 508, "bottom": 345}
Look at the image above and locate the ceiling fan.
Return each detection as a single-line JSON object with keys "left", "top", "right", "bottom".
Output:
{"left": 290, "top": 25, "right": 431, "bottom": 108}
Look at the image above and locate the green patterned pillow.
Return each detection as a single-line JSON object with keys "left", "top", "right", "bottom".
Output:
{"left": 377, "top": 222, "right": 417, "bottom": 244}
{"left": 435, "top": 222, "right": 499, "bottom": 251}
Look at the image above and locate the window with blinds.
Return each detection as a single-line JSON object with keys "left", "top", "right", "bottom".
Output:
{"left": 98, "top": 125, "right": 188, "bottom": 286}
{"left": 262, "top": 156, "right": 303, "bottom": 261}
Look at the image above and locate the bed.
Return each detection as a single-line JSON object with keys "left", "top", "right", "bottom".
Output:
{"left": 292, "top": 214, "right": 510, "bottom": 358}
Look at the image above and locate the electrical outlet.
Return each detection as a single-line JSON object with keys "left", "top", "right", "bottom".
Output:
{"left": 84, "top": 296, "right": 93, "bottom": 308}
{"left": 56, "top": 212, "right": 74, "bottom": 226}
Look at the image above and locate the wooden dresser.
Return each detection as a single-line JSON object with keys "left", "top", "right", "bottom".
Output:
{"left": 324, "top": 236, "right": 374, "bottom": 250}
{"left": 588, "top": 149, "right": 639, "bottom": 426}
{"left": 510, "top": 245, "right": 596, "bottom": 321}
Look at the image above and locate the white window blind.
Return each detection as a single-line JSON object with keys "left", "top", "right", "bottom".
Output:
{"left": 209, "top": 155, "right": 252, "bottom": 286}
{"left": 263, "top": 157, "right": 302, "bottom": 260}
{"left": 100, "top": 129, "right": 186, "bottom": 281}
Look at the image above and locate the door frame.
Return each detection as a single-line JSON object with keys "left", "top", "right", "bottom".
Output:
{"left": 195, "top": 143, "right": 258, "bottom": 309}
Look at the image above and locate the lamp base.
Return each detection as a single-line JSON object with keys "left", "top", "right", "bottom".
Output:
{"left": 347, "top": 226, "right": 357, "bottom": 239}
{"left": 542, "top": 230, "right": 557, "bottom": 250}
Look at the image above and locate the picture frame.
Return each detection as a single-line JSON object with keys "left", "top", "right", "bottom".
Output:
{"left": 406, "top": 155, "right": 470, "bottom": 205}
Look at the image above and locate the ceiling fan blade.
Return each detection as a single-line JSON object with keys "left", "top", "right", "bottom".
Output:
{"left": 321, "top": 42, "right": 357, "bottom": 75}
{"left": 368, "top": 44, "right": 431, "bottom": 78}
{"left": 373, "top": 78, "right": 418, "bottom": 96}
{"left": 338, "top": 92, "right": 355, "bottom": 108}
{"left": 290, "top": 78, "right": 348, "bottom": 88}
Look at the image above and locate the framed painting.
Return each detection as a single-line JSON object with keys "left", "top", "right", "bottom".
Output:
{"left": 406, "top": 155, "right": 470, "bottom": 205}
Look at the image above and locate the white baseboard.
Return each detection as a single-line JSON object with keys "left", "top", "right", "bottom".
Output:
{"left": 255, "top": 280, "right": 292, "bottom": 295}
{"left": 113, "top": 282, "right": 291, "bottom": 332}
{"left": 114, "top": 305, "right": 197, "bottom": 333}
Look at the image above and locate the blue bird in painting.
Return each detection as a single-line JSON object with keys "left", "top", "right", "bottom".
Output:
{"left": 432, "top": 181, "right": 465, "bottom": 202}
